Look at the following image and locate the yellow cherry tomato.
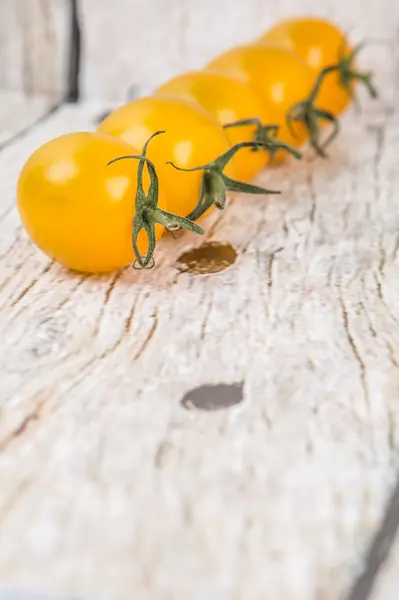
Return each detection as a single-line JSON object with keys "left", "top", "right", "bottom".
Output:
{"left": 17, "top": 132, "right": 167, "bottom": 273}
{"left": 155, "top": 71, "right": 270, "bottom": 182}
{"left": 259, "top": 18, "right": 353, "bottom": 116}
{"left": 206, "top": 45, "right": 313, "bottom": 155}
{"left": 98, "top": 96, "right": 234, "bottom": 219}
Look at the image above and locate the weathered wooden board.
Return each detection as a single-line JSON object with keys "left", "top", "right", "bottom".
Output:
{"left": 79, "top": 0, "right": 399, "bottom": 101}
{"left": 1, "top": 0, "right": 399, "bottom": 598}
{"left": 0, "top": 0, "right": 71, "bottom": 99}
{"left": 2, "top": 0, "right": 398, "bottom": 101}
{"left": 1, "top": 46, "right": 399, "bottom": 598}
{"left": 0, "top": 92, "right": 53, "bottom": 147}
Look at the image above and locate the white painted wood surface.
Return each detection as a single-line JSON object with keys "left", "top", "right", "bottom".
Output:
{"left": 2, "top": 0, "right": 399, "bottom": 101}
{"left": 1, "top": 1, "right": 399, "bottom": 599}
{"left": 0, "top": 92, "right": 52, "bottom": 146}
{"left": 80, "top": 0, "right": 399, "bottom": 101}
{"left": 1, "top": 39, "right": 399, "bottom": 599}
{"left": 0, "top": 0, "right": 70, "bottom": 98}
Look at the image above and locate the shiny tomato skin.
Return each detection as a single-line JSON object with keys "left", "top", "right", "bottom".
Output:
{"left": 259, "top": 18, "right": 352, "bottom": 116}
{"left": 206, "top": 44, "right": 313, "bottom": 155}
{"left": 98, "top": 96, "right": 234, "bottom": 219}
{"left": 155, "top": 71, "right": 270, "bottom": 181}
{"left": 17, "top": 132, "right": 166, "bottom": 273}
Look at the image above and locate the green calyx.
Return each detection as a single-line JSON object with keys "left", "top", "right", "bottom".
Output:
{"left": 108, "top": 131, "right": 204, "bottom": 269}
{"left": 167, "top": 141, "right": 281, "bottom": 222}
{"left": 224, "top": 118, "right": 302, "bottom": 160}
{"left": 286, "top": 40, "right": 377, "bottom": 158}
{"left": 286, "top": 65, "right": 340, "bottom": 159}
{"left": 335, "top": 41, "right": 378, "bottom": 100}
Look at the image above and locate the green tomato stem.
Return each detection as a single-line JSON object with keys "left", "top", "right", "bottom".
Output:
{"left": 168, "top": 140, "right": 281, "bottom": 222}
{"left": 224, "top": 118, "right": 302, "bottom": 160}
{"left": 108, "top": 131, "right": 203, "bottom": 268}
{"left": 286, "top": 39, "right": 377, "bottom": 158}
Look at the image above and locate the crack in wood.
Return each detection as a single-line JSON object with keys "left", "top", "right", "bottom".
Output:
{"left": 91, "top": 271, "right": 123, "bottom": 340}
{"left": 91, "top": 294, "right": 141, "bottom": 360}
{"left": 260, "top": 247, "right": 283, "bottom": 319}
{"left": 359, "top": 301, "right": 378, "bottom": 339}
{"left": 267, "top": 247, "right": 282, "bottom": 289}
{"left": 72, "top": 292, "right": 154, "bottom": 389}
{"left": 378, "top": 236, "right": 386, "bottom": 276}
{"left": 199, "top": 297, "right": 211, "bottom": 343}
{"left": 132, "top": 310, "right": 158, "bottom": 361}
{"left": 392, "top": 232, "right": 399, "bottom": 261}
{"left": 62, "top": 292, "right": 143, "bottom": 394}
{"left": 0, "top": 391, "right": 50, "bottom": 452}
{"left": 373, "top": 273, "right": 399, "bottom": 326}
{"left": 307, "top": 169, "right": 317, "bottom": 224}
{"left": 10, "top": 261, "right": 53, "bottom": 308}
{"left": 338, "top": 291, "right": 369, "bottom": 408}
{"left": 124, "top": 293, "right": 141, "bottom": 335}
{"left": 383, "top": 338, "right": 399, "bottom": 370}
{"left": 104, "top": 271, "right": 122, "bottom": 305}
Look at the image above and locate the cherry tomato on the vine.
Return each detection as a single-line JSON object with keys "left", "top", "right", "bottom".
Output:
{"left": 98, "top": 96, "right": 234, "bottom": 219}
{"left": 206, "top": 45, "right": 313, "bottom": 156}
{"left": 155, "top": 71, "right": 270, "bottom": 182}
{"left": 17, "top": 132, "right": 167, "bottom": 273}
{"left": 259, "top": 18, "right": 354, "bottom": 116}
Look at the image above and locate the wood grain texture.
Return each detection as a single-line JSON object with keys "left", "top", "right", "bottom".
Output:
{"left": 1, "top": 1, "right": 399, "bottom": 599}
{"left": 2, "top": 0, "right": 398, "bottom": 101}
{"left": 0, "top": 0, "right": 70, "bottom": 98}
{"left": 80, "top": 0, "right": 399, "bottom": 101}
{"left": 0, "top": 92, "right": 53, "bottom": 147}
{"left": 0, "top": 32, "right": 399, "bottom": 599}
